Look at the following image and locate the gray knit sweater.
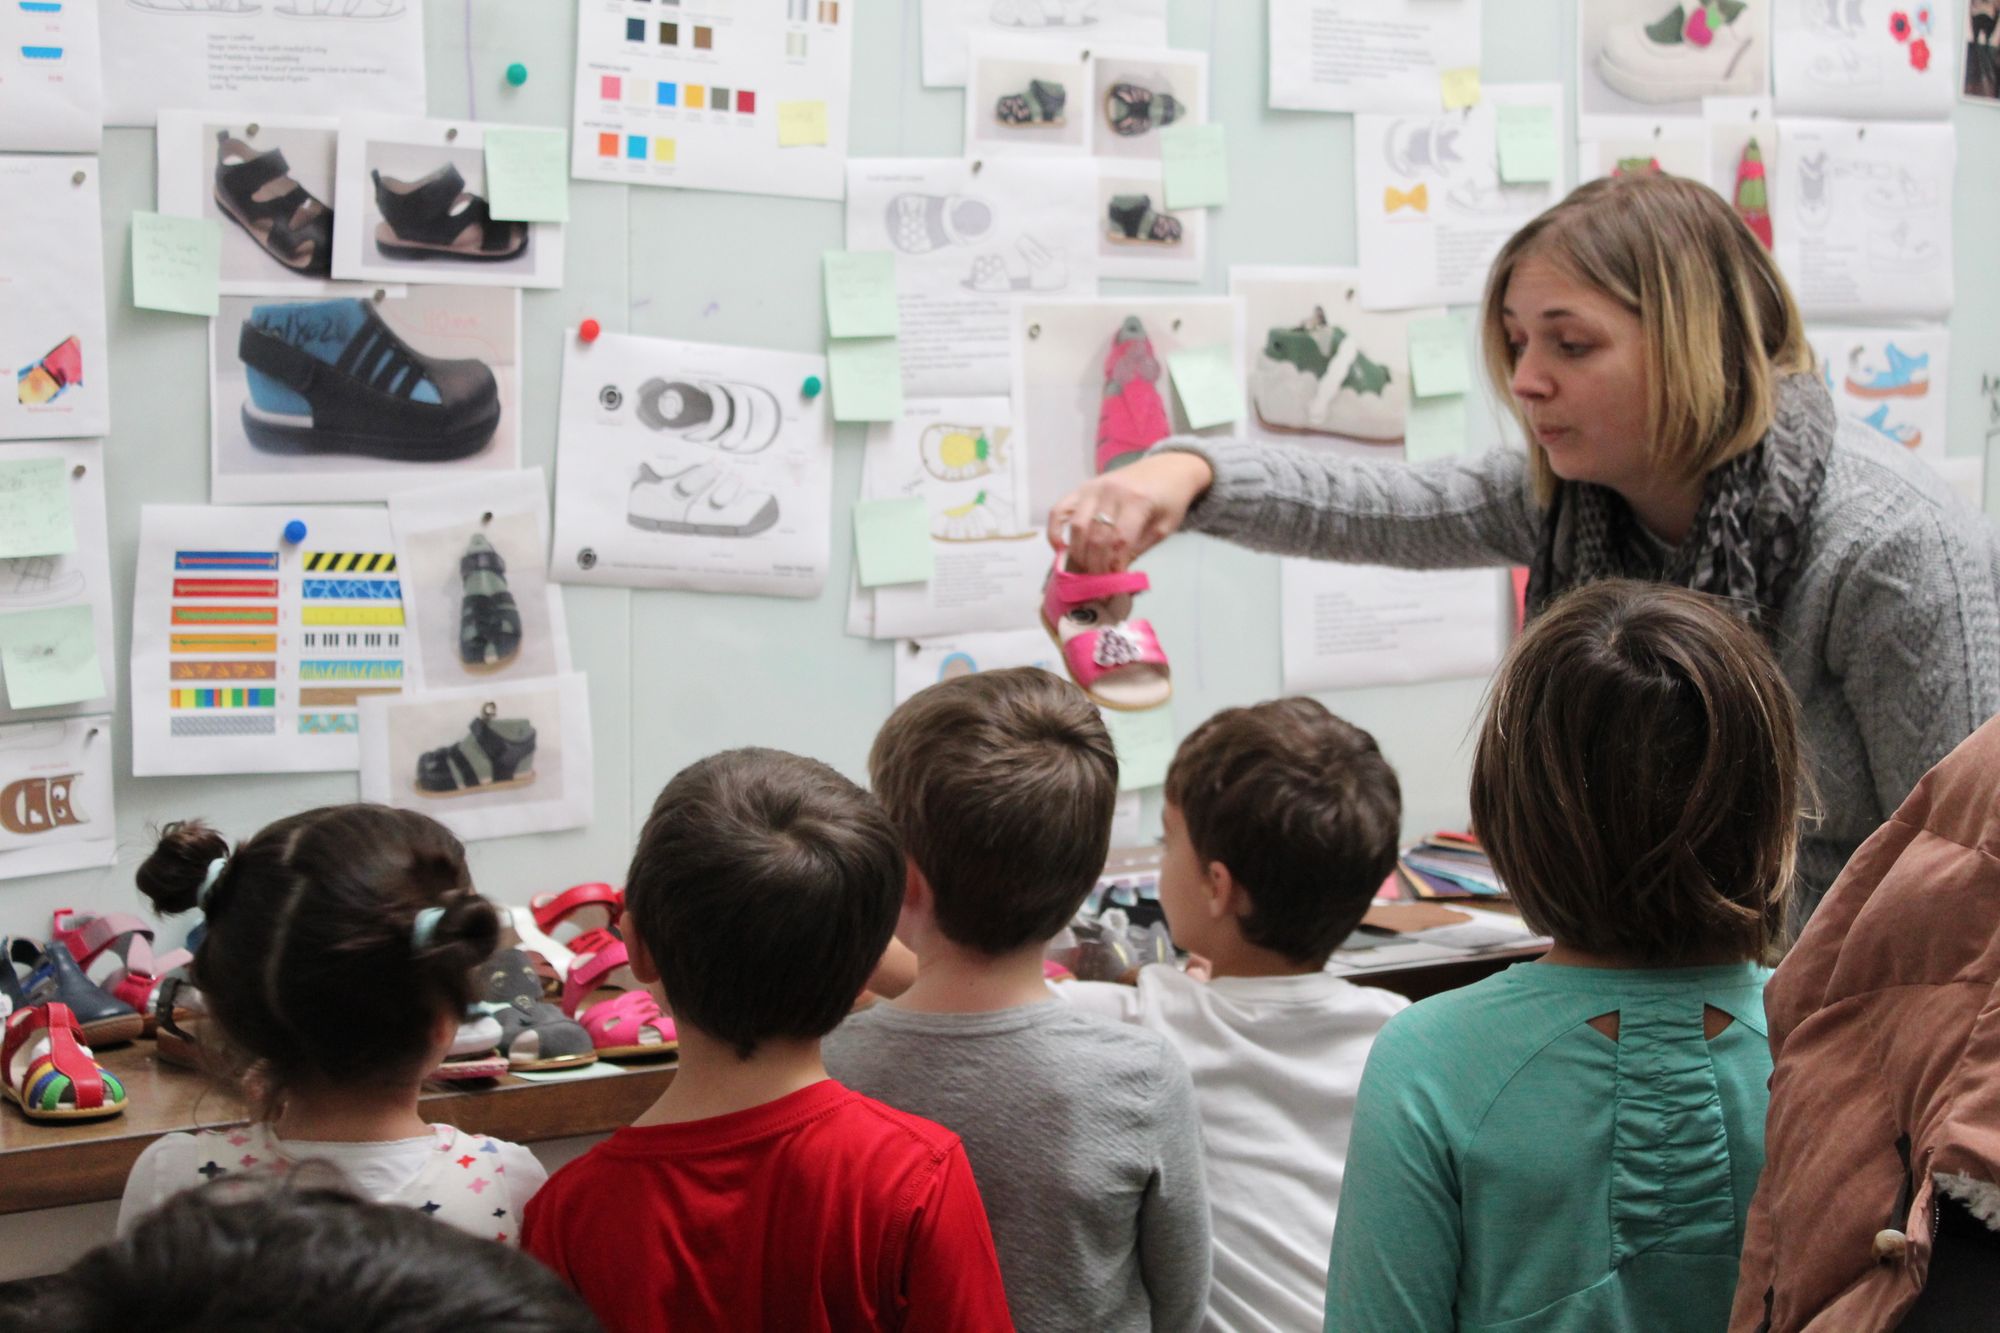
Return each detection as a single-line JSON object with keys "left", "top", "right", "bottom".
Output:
{"left": 1158, "top": 425, "right": 2000, "bottom": 906}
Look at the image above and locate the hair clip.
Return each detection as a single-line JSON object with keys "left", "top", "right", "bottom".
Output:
{"left": 411, "top": 905, "right": 447, "bottom": 952}
{"left": 198, "top": 856, "right": 228, "bottom": 910}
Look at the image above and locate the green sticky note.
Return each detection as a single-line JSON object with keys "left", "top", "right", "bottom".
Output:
{"left": 1440, "top": 65, "right": 1481, "bottom": 109}
{"left": 1404, "top": 394, "right": 1467, "bottom": 463}
{"left": 484, "top": 127, "right": 570, "bottom": 223}
{"left": 1167, "top": 343, "right": 1242, "bottom": 430}
{"left": 1407, "top": 316, "right": 1470, "bottom": 398}
{"left": 1101, "top": 703, "right": 1175, "bottom": 792}
{"left": 131, "top": 211, "right": 220, "bottom": 317}
{"left": 0, "top": 458, "right": 75, "bottom": 560}
{"left": 829, "top": 337, "right": 904, "bottom": 422}
{"left": 823, "top": 251, "right": 900, "bottom": 339}
{"left": 0, "top": 605, "right": 101, "bottom": 710}
{"left": 1496, "top": 105, "right": 1558, "bottom": 184}
{"left": 1160, "top": 122, "right": 1228, "bottom": 210}
{"left": 778, "top": 100, "right": 828, "bottom": 147}
{"left": 853, "top": 497, "right": 934, "bottom": 588}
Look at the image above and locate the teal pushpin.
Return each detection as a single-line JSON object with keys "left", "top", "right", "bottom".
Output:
{"left": 505, "top": 62, "right": 528, "bottom": 87}
{"left": 282, "top": 519, "right": 308, "bottom": 545}
{"left": 801, "top": 374, "right": 823, "bottom": 399}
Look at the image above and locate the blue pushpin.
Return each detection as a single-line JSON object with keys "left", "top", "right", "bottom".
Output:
{"left": 801, "top": 374, "right": 823, "bottom": 399}
{"left": 506, "top": 62, "right": 528, "bottom": 87}
{"left": 283, "top": 519, "right": 308, "bottom": 545}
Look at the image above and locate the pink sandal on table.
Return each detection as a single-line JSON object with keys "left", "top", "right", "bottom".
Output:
{"left": 1040, "top": 549, "right": 1172, "bottom": 712}
{"left": 51, "top": 909, "right": 194, "bottom": 1036}
{"left": 560, "top": 929, "right": 678, "bottom": 1061}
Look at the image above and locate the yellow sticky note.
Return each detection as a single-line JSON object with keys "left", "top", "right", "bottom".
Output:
{"left": 778, "top": 100, "right": 829, "bottom": 147}
{"left": 131, "top": 212, "right": 220, "bottom": 317}
{"left": 823, "top": 251, "right": 900, "bottom": 339}
{"left": 1100, "top": 703, "right": 1175, "bottom": 792}
{"left": 1406, "top": 315, "right": 1470, "bottom": 398}
{"left": 1440, "top": 66, "right": 1481, "bottom": 110}
{"left": 1167, "top": 343, "right": 1243, "bottom": 430}
{"left": 0, "top": 458, "right": 76, "bottom": 560}
{"left": 828, "top": 337, "right": 904, "bottom": 422}
{"left": 1159, "top": 122, "right": 1228, "bottom": 210}
{"left": 483, "top": 127, "right": 570, "bottom": 223}
{"left": 1403, "top": 394, "right": 1467, "bottom": 463}
{"left": 0, "top": 605, "right": 102, "bottom": 710}
{"left": 853, "top": 497, "right": 934, "bottom": 588}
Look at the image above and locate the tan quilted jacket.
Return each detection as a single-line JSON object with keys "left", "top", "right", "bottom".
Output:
{"left": 1730, "top": 712, "right": 2000, "bottom": 1331}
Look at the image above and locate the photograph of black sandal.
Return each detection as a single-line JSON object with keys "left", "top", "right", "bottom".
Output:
{"left": 459, "top": 534, "right": 522, "bottom": 673}
{"left": 371, "top": 163, "right": 529, "bottom": 263}
{"left": 415, "top": 703, "right": 537, "bottom": 797}
{"left": 213, "top": 130, "right": 334, "bottom": 277}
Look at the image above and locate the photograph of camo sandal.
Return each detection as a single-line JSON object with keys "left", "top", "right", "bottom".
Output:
{"left": 17, "top": 335, "right": 82, "bottom": 407}
{"left": 634, "top": 378, "right": 780, "bottom": 453}
{"left": 995, "top": 79, "right": 1067, "bottom": 126}
{"left": 1096, "top": 316, "right": 1171, "bottom": 474}
{"left": 529, "top": 881, "right": 623, "bottom": 945}
{"left": 1040, "top": 549, "right": 1172, "bottom": 712}
{"left": 627, "top": 461, "right": 780, "bottom": 538}
{"left": 459, "top": 534, "right": 521, "bottom": 673}
{"left": 213, "top": 130, "right": 333, "bottom": 277}
{"left": 414, "top": 703, "right": 537, "bottom": 798}
{"left": 238, "top": 298, "right": 501, "bottom": 461}
{"left": 429, "top": 1008, "right": 508, "bottom": 1082}
{"left": 1105, "top": 194, "right": 1183, "bottom": 247}
{"left": 371, "top": 164, "right": 529, "bottom": 262}
{"left": 479, "top": 949, "right": 596, "bottom": 1072}
{"left": 1104, "top": 81, "right": 1184, "bottom": 136}
{"left": 560, "top": 929, "right": 678, "bottom": 1061}
{"left": 4, "top": 1003, "right": 127, "bottom": 1124}
{"left": 5, "top": 936, "right": 144, "bottom": 1047}
{"left": 50, "top": 909, "right": 194, "bottom": 1037}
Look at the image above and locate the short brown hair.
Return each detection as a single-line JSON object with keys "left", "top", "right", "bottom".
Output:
{"left": 1471, "top": 579, "right": 1804, "bottom": 964}
{"left": 626, "top": 748, "right": 904, "bottom": 1057}
{"left": 1480, "top": 173, "right": 1813, "bottom": 503}
{"left": 1165, "top": 698, "right": 1401, "bottom": 966}
{"left": 869, "top": 668, "right": 1117, "bottom": 955}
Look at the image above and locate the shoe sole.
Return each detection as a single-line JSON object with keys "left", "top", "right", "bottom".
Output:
{"left": 1844, "top": 381, "right": 1928, "bottom": 399}
{"left": 506, "top": 1051, "right": 599, "bottom": 1072}
{"left": 1253, "top": 403, "right": 1402, "bottom": 444}
{"left": 415, "top": 773, "right": 537, "bottom": 798}
{"left": 78, "top": 1012, "right": 144, "bottom": 1047}
{"left": 1596, "top": 39, "right": 1757, "bottom": 104}
{"left": 627, "top": 509, "right": 779, "bottom": 539}
{"left": 4, "top": 1082, "right": 126, "bottom": 1122}
{"left": 374, "top": 221, "right": 528, "bottom": 263}
{"left": 242, "top": 401, "right": 501, "bottom": 462}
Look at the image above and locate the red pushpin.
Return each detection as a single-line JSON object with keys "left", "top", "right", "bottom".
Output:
{"left": 579, "top": 318, "right": 601, "bottom": 343}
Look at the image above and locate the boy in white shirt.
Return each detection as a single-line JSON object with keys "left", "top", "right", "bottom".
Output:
{"left": 1065, "top": 697, "right": 1408, "bottom": 1333}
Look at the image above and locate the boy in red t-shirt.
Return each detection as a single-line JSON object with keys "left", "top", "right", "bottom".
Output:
{"left": 523, "top": 748, "right": 1014, "bottom": 1333}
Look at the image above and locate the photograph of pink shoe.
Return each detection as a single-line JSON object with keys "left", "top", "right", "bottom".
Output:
{"left": 1095, "top": 316, "right": 1171, "bottom": 474}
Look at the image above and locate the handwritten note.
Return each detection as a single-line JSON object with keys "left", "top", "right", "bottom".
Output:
{"left": 1407, "top": 315, "right": 1470, "bottom": 398}
{"left": 1167, "top": 343, "right": 1243, "bottom": 430}
{"left": 1100, "top": 703, "right": 1175, "bottom": 792}
{"left": 778, "top": 100, "right": 829, "bottom": 147}
{"left": 853, "top": 497, "right": 934, "bottom": 587}
{"left": 0, "top": 605, "right": 102, "bottom": 710}
{"left": 1160, "top": 122, "right": 1229, "bottom": 210}
{"left": 484, "top": 127, "right": 571, "bottom": 222}
{"left": 1403, "top": 394, "right": 1468, "bottom": 463}
{"left": 829, "top": 337, "right": 905, "bottom": 422}
{"left": 822, "top": 251, "right": 900, "bottom": 339}
{"left": 1440, "top": 66, "right": 1481, "bottom": 110}
{"left": 1496, "top": 105, "right": 1558, "bottom": 183}
{"left": 131, "top": 212, "right": 220, "bottom": 317}
{"left": 0, "top": 459, "right": 75, "bottom": 560}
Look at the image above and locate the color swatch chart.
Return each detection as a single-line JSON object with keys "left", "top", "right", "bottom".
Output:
{"left": 571, "top": 0, "right": 854, "bottom": 201}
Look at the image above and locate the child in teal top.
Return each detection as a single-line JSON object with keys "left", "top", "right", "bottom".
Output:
{"left": 1325, "top": 580, "right": 1809, "bottom": 1332}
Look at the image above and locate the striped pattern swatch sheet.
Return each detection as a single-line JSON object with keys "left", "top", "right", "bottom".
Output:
{"left": 132, "top": 505, "right": 406, "bottom": 775}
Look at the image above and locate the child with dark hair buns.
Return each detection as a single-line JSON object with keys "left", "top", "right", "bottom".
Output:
{"left": 117, "top": 804, "right": 547, "bottom": 1242}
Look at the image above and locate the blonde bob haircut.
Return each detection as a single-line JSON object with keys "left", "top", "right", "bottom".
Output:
{"left": 1480, "top": 173, "right": 1813, "bottom": 503}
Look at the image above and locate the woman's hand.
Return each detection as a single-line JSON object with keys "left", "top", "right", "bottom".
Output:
{"left": 1046, "top": 452, "right": 1216, "bottom": 572}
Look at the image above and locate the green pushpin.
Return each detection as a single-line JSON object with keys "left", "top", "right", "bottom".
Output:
{"left": 802, "top": 375, "right": 823, "bottom": 399}
{"left": 505, "top": 62, "right": 528, "bottom": 87}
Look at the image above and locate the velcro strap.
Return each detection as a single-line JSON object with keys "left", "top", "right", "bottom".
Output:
{"left": 532, "top": 883, "right": 622, "bottom": 935}
{"left": 567, "top": 930, "right": 629, "bottom": 992}
{"left": 222, "top": 147, "right": 292, "bottom": 199}
{"left": 239, "top": 323, "right": 322, "bottom": 394}
{"left": 460, "top": 548, "right": 507, "bottom": 579}
{"left": 1045, "top": 561, "right": 1150, "bottom": 619}
{"left": 446, "top": 745, "right": 478, "bottom": 788}
{"left": 406, "top": 163, "right": 468, "bottom": 217}
{"left": 47, "top": 1020, "right": 105, "bottom": 1110}
{"left": 471, "top": 717, "right": 512, "bottom": 766}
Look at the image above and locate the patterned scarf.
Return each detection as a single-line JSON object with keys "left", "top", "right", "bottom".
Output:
{"left": 1524, "top": 372, "right": 1835, "bottom": 631}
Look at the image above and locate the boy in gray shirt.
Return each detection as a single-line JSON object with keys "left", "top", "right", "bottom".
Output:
{"left": 824, "top": 668, "right": 1210, "bottom": 1333}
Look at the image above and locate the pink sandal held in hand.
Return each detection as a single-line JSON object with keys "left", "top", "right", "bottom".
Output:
{"left": 1040, "top": 549, "right": 1172, "bottom": 712}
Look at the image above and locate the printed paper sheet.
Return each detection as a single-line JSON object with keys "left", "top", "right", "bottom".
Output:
{"left": 132, "top": 504, "right": 408, "bottom": 775}
{"left": 1807, "top": 325, "right": 1949, "bottom": 463}
{"left": 845, "top": 158, "right": 1100, "bottom": 398}
{"left": 100, "top": 0, "right": 425, "bottom": 127}
{"left": 0, "top": 715, "right": 114, "bottom": 881}
{"left": 553, "top": 332, "right": 834, "bottom": 598}
{"left": 1772, "top": 118, "right": 1954, "bottom": 320}
{"left": 964, "top": 38, "right": 1208, "bottom": 163}
{"left": 1269, "top": 0, "right": 1481, "bottom": 113}
{"left": 0, "top": 156, "right": 109, "bottom": 441}
{"left": 1355, "top": 84, "right": 1566, "bottom": 310}
{"left": 891, "top": 628, "right": 1063, "bottom": 705}
{"left": 570, "top": 0, "right": 855, "bottom": 200}
{"left": 920, "top": 0, "right": 1167, "bottom": 87}
{"left": 1280, "top": 559, "right": 1507, "bottom": 693}
{"left": 1775, "top": 0, "right": 1956, "bottom": 118}
{"left": 0, "top": 0, "right": 101, "bottom": 152}
{"left": 0, "top": 441, "right": 114, "bottom": 724}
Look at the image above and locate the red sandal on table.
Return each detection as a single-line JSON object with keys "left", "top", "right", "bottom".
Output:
{"left": 560, "top": 929, "right": 677, "bottom": 1062}
{"left": 4, "top": 1003, "right": 128, "bottom": 1123}
{"left": 51, "top": 909, "right": 193, "bottom": 1035}
{"left": 529, "top": 882, "right": 623, "bottom": 945}
{"left": 1040, "top": 549, "right": 1172, "bottom": 712}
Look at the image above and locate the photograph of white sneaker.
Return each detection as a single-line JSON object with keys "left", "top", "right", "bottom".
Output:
{"left": 1579, "top": 0, "right": 1770, "bottom": 128}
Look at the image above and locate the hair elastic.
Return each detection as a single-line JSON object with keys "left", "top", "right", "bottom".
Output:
{"left": 410, "top": 906, "right": 447, "bottom": 953}
{"left": 197, "top": 856, "right": 228, "bottom": 910}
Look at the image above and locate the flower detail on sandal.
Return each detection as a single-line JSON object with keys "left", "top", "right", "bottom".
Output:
{"left": 1094, "top": 626, "right": 1143, "bottom": 669}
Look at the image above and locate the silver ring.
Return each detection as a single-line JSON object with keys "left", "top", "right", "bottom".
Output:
{"left": 1091, "top": 512, "right": 1117, "bottom": 526}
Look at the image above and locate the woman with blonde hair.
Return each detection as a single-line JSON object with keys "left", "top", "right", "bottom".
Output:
{"left": 1052, "top": 173, "right": 1999, "bottom": 915}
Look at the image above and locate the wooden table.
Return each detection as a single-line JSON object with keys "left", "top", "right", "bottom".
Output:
{"left": 0, "top": 1046, "right": 675, "bottom": 1216}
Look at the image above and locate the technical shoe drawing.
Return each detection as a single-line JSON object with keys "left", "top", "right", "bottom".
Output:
{"left": 634, "top": 378, "right": 780, "bottom": 453}
{"left": 886, "top": 193, "right": 993, "bottom": 254}
{"left": 1868, "top": 220, "right": 1939, "bottom": 269}
{"left": 1384, "top": 114, "right": 1467, "bottom": 176}
{"left": 1797, "top": 151, "right": 1831, "bottom": 229}
{"left": 628, "top": 461, "right": 780, "bottom": 538}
